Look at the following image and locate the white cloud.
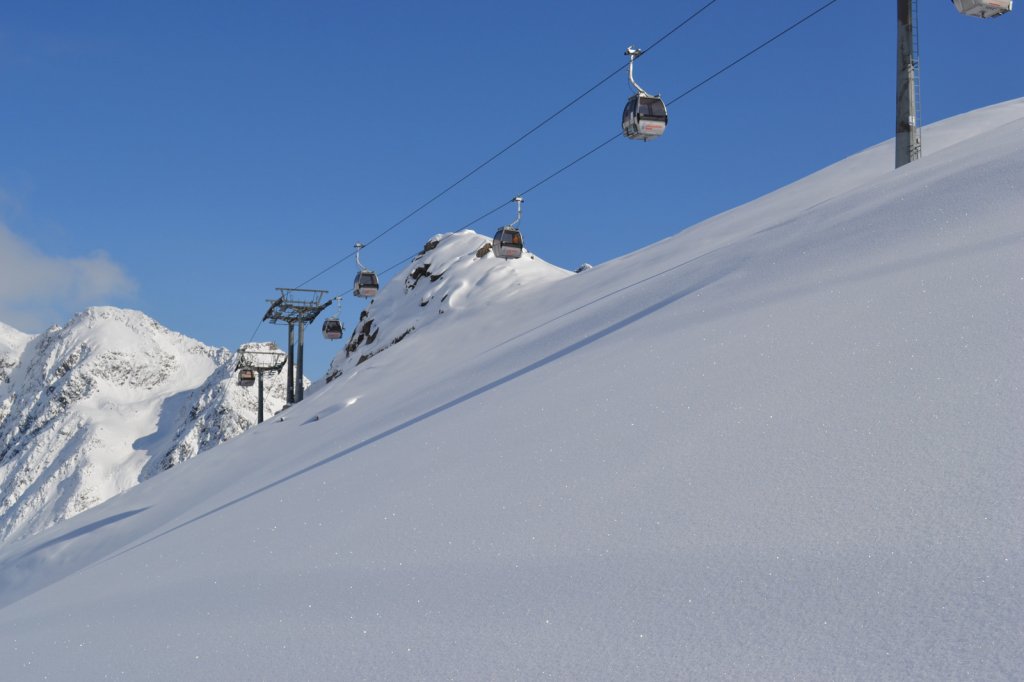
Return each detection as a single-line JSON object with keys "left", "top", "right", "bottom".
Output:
{"left": 0, "top": 221, "right": 137, "bottom": 332}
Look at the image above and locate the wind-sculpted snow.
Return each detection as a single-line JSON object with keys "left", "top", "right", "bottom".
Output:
{"left": 0, "top": 308, "right": 293, "bottom": 545}
{"left": 0, "top": 99, "right": 1022, "bottom": 680}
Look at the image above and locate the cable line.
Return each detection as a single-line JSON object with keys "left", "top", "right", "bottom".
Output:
{"left": 333, "top": 0, "right": 846, "bottom": 287}
{"left": 245, "top": 318, "right": 265, "bottom": 345}
{"left": 286, "top": 0, "right": 723, "bottom": 291}
{"left": 666, "top": 0, "right": 843, "bottom": 107}
{"left": 456, "top": 0, "right": 845, "bottom": 231}
{"left": 249, "top": 0, "right": 843, "bottom": 341}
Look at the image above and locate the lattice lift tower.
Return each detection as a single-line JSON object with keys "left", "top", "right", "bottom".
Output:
{"left": 262, "top": 288, "right": 330, "bottom": 404}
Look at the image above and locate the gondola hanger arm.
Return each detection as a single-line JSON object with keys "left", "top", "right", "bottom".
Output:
{"left": 625, "top": 46, "right": 652, "bottom": 97}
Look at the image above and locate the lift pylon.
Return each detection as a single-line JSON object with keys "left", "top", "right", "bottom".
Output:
{"left": 236, "top": 342, "right": 288, "bottom": 423}
{"left": 262, "top": 288, "right": 330, "bottom": 404}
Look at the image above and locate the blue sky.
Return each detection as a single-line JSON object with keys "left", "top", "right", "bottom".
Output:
{"left": 1, "top": 0, "right": 1019, "bottom": 375}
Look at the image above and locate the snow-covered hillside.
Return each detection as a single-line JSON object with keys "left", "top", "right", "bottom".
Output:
{"left": 0, "top": 99, "right": 1022, "bottom": 680}
{"left": 327, "top": 230, "right": 572, "bottom": 382}
{"left": 0, "top": 308, "right": 292, "bottom": 544}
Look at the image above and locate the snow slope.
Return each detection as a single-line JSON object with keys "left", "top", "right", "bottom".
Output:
{"left": 0, "top": 99, "right": 1022, "bottom": 680}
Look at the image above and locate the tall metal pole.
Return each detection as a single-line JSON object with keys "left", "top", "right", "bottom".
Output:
{"left": 286, "top": 322, "right": 295, "bottom": 404}
{"left": 296, "top": 322, "right": 305, "bottom": 402}
{"left": 896, "top": 0, "right": 921, "bottom": 168}
{"left": 257, "top": 371, "right": 265, "bottom": 424}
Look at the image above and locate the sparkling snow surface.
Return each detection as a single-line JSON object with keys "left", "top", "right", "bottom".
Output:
{"left": 0, "top": 100, "right": 1022, "bottom": 680}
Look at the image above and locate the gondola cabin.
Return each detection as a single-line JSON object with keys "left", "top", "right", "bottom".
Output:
{"left": 622, "top": 94, "right": 668, "bottom": 141}
{"left": 492, "top": 226, "right": 524, "bottom": 259}
{"left": 952, "top": 0, "right": 1012, "bottom": 17}
{"left": 237, "top": 368, "right": 256, "bottom": 387}
{"left": 353, "top": 270, "right": 379, "bottom": 298}
{"left": 322, "top": 318, "right": 344, "bottom": 340}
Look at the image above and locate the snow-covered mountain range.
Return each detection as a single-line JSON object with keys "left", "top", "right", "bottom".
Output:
{"left": 0, "top": 307, "right": 292, "bottom": 545}
{"left": 0, "top": 99, "right": 1021, "bottom": 680}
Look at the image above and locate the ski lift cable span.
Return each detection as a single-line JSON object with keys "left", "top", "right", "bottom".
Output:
{"left": 471, "top": 0, "right": 847, "bottom": 229}
{"left": 666, "top": 0, "right": 844, "bottom": 110}
{"left": 364, "top": 0, "right": 850, "bottom": 281}
{"left": 247, "top": 0, "right": 843, "bottom": 343}
{"left": 248, "top": 2, "right": 726, "bottom": 344}
{"left": 284, "top": 0, "right": 723, "bottom": 293}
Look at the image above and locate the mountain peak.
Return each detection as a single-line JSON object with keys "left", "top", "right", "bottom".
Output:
{"left": 0, "top": 320, "right": 31, "bottom": 344}
{"left": 327, "top": 229, "right": 571, "bottom": 381}
{"left": 0, "top": 321, "right": 32, "bottom": 386}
